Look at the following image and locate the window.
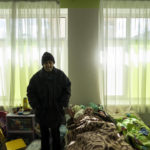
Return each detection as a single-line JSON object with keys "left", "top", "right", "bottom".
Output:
{"left": 103, "top": 8, "right": 150, "bottom": 102}
{"left": 0, "top": 7, "right": 68, "bottom": 107}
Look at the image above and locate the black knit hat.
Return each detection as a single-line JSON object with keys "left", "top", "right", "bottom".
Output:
{"left": 41, "top": 52, "right": 55, "bottom": 65}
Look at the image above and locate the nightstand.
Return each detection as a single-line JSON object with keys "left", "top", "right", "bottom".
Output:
{"left": 6, "top": 113, "right": 35, "bottom": 144}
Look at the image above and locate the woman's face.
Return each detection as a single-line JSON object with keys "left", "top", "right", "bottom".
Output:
{"left": 43, "top": 60, "right": 54, "bottom": 72}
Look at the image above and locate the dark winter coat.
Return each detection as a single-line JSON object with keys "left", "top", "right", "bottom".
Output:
{"left": 27, "top": 67, "right": 71, "bottom": 127}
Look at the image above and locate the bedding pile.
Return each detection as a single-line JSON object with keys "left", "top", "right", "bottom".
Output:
{"left": 66, "top": 103, "right": 134, "bottom": 150}
{"left": 115, "top": 113, "right": 150, "bottom": 150}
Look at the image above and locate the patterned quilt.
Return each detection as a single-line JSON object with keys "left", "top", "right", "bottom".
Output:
{"left": 66, "top": 105, "right": 134, "bottom": 150}
{"left": 115, "top": 113, "right": 150, "bottom": 150}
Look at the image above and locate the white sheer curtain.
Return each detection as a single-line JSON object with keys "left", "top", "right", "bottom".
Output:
{"left": 0, "top": 1, "right": 68, "bottom": 109}
{"left": 99, "top": 0, "right": 150, "bottom": 114}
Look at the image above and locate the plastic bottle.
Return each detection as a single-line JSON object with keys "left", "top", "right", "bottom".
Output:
{"left": 23, "top": 97, "right": 28, "bottom": 110}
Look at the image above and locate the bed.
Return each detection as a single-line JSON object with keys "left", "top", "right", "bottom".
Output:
{"left": 65, "top": 103, "right": 150, "bottom": 150}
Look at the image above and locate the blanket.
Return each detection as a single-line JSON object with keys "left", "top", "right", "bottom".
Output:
{"left": 116, "top": 113, "right": 150, "bottom": 150}
{"left": 66, "top": 105, "right": 134, "bottom": 150}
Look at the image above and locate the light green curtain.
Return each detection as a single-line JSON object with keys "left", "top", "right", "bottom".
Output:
{"left": 0, "top": 1, "right": 68, "bottom": 110}
{"left": 99, "top": 0, "right": 150, "bottom": 114}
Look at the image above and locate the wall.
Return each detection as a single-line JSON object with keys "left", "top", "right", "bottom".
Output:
{"left": 68, "top": 8, "right": 100, "bottom": 105}
{"left": 60, "top": 0, "right": 99, "bottom": 8}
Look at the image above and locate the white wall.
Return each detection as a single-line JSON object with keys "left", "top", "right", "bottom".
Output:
{"left": 68, "top": 8, "right": 100, "bottom": 105}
